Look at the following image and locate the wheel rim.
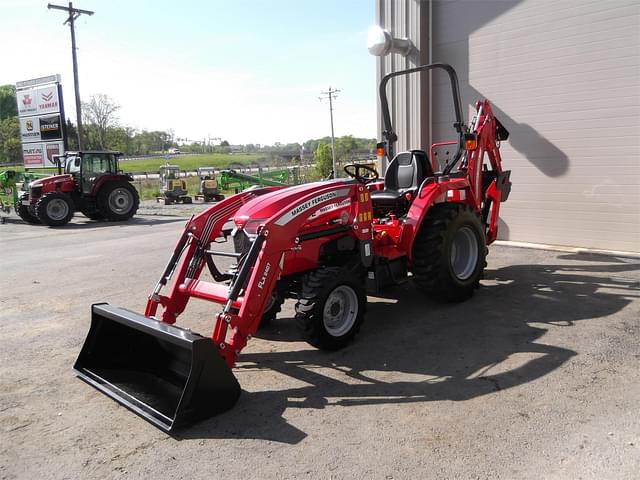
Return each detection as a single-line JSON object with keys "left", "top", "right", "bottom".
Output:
{"left": 450, "top": 226, "right": 479, "bottom": 280}
{"left": 108, "top": 188, "right": 133, "bottom": 214}
{"left": 322, "top": 285, "right": 358, "bottom": 337}
{"left": 46, "top": 198, "right": 69, "bottom": 221}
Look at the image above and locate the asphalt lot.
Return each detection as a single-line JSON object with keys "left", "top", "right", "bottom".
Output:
{"left": 1, "top": 209, "right": 639, "bottom": 479}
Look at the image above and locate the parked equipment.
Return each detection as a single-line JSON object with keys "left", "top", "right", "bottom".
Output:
{"left": 0, "top": 170, "right": 18, "bottom": 223}
{"left": 195, "top": 167, "right": 225, "bottom": 202}
{"left": 157, "top": 164, "right": 192, "bottom": 205}
{"left": 17, "top": 151, "right": 139, "bottom": 226}
{"left": 219, "top": 166, "right": 299, "bottom": 193}
{"left": 74, "top": 63, "right": 511, "bottom": 432}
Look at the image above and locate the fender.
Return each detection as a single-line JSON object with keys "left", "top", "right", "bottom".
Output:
{"left": 90, "top": 174, "right": 132, "bottom": 196}
{"left": 399, "top": 177, "right": 471, "bottom": 260}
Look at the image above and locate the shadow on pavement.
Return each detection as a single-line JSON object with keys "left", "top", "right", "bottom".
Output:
{"left": 178, "top": 256, "right": 639, "bottom": 444}
{"left": 55, "top": 215, "right": 187, "bottom": 229}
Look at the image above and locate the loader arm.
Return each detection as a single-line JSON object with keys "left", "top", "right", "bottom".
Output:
{"left": 146, "top": 180, "right": 371, "bottom": 367}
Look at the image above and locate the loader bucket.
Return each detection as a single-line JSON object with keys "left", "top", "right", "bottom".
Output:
{"left": 74, "top": 304, "right": 241, "bottom": 432}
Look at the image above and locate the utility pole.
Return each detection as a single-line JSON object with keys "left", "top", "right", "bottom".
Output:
{"left": 319, "top": 87, "right": 340, "bottom": 178}
{"left": 48, "top": 2, "right": 94, "bottom": 150}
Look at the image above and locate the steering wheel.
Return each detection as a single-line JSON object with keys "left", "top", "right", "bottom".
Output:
{"left": 343, "top": 164, "right": 379, "bottom": 184}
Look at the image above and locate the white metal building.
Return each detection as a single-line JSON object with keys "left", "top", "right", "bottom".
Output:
{"left": 374, "top": 0, "right": 640, "bottom": 253}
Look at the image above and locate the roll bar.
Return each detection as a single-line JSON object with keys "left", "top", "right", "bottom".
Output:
{"left": 379, "top": 63, "right": 467, "bottom": 165}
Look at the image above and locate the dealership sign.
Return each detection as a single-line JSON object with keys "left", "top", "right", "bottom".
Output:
{"left": 22, "top": 141, "right": 65, "bottom": 168}
{"left": 19, "top": 114, "right": 63, "bottom": 142}
{"left": 17, "top": 87, "right": 61, "bottom": 117}
{"left": 16, "top": 74, "right": 66, "bottom": 168}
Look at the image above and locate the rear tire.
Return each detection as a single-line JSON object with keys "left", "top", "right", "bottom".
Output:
{"left": 35, "top": 191, "right": 74, "bottom": 226}
{"left": 412, "top": 203, "right": 486, "bottom": 302}
{"left": 98, "top": 181, "right": 139, "bottom": 221}
{"left": 295, "top": 266, "right": 366, "bottom": 351}
{"left": 16, "top": 199, "right": 40, "bottom": 224}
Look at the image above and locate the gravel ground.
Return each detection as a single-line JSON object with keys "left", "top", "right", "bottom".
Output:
{"left": 0, "top": 208, "right": 638, "bottom": 479}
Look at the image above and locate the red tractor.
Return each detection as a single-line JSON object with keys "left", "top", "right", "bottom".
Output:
{"left": 74, "top": 64, "right": 511, "bottom": 431}
{"left": 17, "top": 151, "right": 139, "bottom": 226}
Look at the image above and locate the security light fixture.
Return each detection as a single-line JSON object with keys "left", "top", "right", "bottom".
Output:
{"left": 367, "top": 25, "right": 414, "bottom": 57}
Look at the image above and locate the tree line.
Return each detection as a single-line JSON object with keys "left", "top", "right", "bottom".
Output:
{"left": 0, "top": 86, "right": 375, "bottom": 168}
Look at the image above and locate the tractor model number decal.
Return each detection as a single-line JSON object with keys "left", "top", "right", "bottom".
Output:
{"left": 257, "top": 262, "right": 271, "bottom": 289}
{"left": 274, "top": 188, "right": 350, "bottom": 226}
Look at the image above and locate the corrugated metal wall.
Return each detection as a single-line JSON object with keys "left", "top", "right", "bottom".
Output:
{"left": 375, "top": 0, "right": 430, "bottom": 168}
{"left": 377, "top": 0, "right": 640, "bottom": 252}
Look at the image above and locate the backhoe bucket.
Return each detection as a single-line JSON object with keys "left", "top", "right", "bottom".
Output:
{"left": 74, "top": 304, "right": 240, "bottom": 432}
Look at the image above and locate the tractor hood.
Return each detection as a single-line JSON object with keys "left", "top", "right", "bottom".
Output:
{"left": 30, "top": 174, "right": 72, "bottom": 188}
{"left": 233, "top": 179, "right": 355, "bottom": 232}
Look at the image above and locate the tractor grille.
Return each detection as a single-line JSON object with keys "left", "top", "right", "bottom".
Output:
{"left": 30, "top": 185, "right": 43, "bottom": 200}
{"left": 232, "top": 229, "right": 252, "bottom": 255}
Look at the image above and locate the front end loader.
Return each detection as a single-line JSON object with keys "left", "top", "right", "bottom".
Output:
{"left": 74, "top": 63, "right": 511, "bottom": 432}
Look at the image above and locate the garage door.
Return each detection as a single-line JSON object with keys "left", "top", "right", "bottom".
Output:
{"left": 431, "top": 0, "right": 640, "bottom": 252}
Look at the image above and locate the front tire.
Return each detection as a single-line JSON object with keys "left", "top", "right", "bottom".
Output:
{"left": 16, "top": 199, "right": 40, "bottom": 224}
{"left": 98, "top": 181, "right": 139, "bottom": 221}
{"left": 412, "top": 203, "right": 486, "bottom": 303}
{"left": 258, "top": 291, "right": 285, "bottom": 329}
{"left": 295, "top": 266, "right": 366, "bottom": 351}
{"left": 35, "top": 192, "right": 74, "bottom": 226}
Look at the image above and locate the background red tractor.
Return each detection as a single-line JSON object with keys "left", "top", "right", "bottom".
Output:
{"left": 74, "top": 63, "right": 511, "bottom": 431}
{"left": 17, "top": 151, "right": 139, "bottom": 226}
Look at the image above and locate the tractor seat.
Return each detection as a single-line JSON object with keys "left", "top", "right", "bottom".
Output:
{"left": 371, "top": 150, "right": 433, "bottom": 216}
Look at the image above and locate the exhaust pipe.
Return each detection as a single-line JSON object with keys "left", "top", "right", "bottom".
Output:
{"left": 74, "top": 304, "right": 240, "bottom": 432}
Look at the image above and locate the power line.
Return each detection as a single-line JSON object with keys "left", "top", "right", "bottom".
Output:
{"left": 47, "top": 2, "right": 94, "bottom": 150}
{"left": 319, "top": 87, "right": 340, "bottom": 178}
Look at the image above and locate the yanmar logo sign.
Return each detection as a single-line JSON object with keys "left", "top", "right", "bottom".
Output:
{"left": 39, "top": 90, "right": 58, "bottom": 111}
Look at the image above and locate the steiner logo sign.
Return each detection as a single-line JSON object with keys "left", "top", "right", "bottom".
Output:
{"left": 39, "top": 115, "right": 62, "bottom": 141}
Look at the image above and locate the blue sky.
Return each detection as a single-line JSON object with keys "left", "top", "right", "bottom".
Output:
{"left": 0, "top": 0, "right": 377, "bottom": 145}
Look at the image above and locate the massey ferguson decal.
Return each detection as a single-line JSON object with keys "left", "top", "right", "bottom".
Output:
{"left": 308, "top": 198, "right": 352, "bottom": 219}
{"left": 274, "top": 188, "right": 351, "bottom": 226}
{"left": 19, "top": 93, "right": 37, "bottom": 116}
